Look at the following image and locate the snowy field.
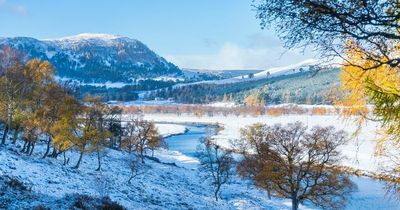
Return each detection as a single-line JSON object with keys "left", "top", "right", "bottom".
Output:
{"left": 0, "top": 123, "right": 307, "bottom": 210}
{"left": 144, "top": 114, "right": 384, "bottom": 174}
{"left": 1, "top": 114, "right": 400, "bottom": 209}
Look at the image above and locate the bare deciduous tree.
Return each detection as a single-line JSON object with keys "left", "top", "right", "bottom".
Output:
{"left": 122, "top": 115, "right": 162, "bottom": 163}
{"left": 237, "top": 122, "right": 356, "bottom": 210}
{"left": 127, "top": 155, "right": 148, "bottom": 184}
{"left": 122, "top": 120, "right": 137, "bottom": 154}
{"left": 197, "top": 137, "right": 234, "bottom": 201}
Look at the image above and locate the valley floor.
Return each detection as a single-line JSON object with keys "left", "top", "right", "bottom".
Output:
{"left": 1, "top": 114, "right": 399, "bottom": 209}
{"left": 143, "top": 113, "right": 386, "bottom": 173}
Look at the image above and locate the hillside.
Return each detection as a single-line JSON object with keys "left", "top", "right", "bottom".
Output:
{"left": 176, "top": 59, "right": 320, "bottom": 87}
{"left": 182, "top": 69, "right": 263, "bottom": 80}
{"left": 0, "top": 124, "right": 293, "bottom": 210}
{"left": 146, "top": 66, "right": 341, "bottom": 104}
{"left": 236, "top": 67, "right": 341, "bottom": 104}
{"left": 0, "top": 33, "right": 182, "bottom": 83}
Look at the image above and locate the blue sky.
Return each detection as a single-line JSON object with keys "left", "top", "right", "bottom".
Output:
{"left": 0, "top": 0, "right": 314, "bottom": 70}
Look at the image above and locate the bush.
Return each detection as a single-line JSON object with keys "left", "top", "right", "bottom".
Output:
{"left": 73, "top": 194, "right": 126, "bottom": 210}
{"left": 266, "top": 107, "right": 285, "bottom": 116}
{"left": 101, "top": 197, "right": 125, "bottom": 210}
{"left": 311, "top": 107, "right": 328, "bottom": 115}
{"left": 34, "top": 205, "right": 50, "bottom": 210}
{"left": 6, "top": 176, "right": 29, "bottom": 191}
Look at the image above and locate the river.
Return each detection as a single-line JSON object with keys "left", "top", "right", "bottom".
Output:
{"left": 164, "top": 123, "right": 400, "bottom": 210}
{"left": 165, "top": 123, "right": 214, "bottom": 157}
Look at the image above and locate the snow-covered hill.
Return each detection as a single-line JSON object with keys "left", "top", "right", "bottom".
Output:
{"left": 0, "top": 33, "right": 182, "bottom": 82}
{"left": 175, "top": 59, "right": 321, "bottom": 87}
{"left": 0, "top": 123, "right": 296, "bottom": 210}
{"left": 247, "top": 59, "right": 319, "bottom": 79}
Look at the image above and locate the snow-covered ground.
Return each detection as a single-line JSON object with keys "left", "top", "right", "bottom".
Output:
{"left": 207, "top": 102, "right": 237, "bottom": 108}
{"left": 155, "top": 123, "right": 187, "bottom": 137}
{"left": 110, "top": 100, "right": 177, "bottom": 106}
{"left": 54, "top": 76, "right": 184, "bottom": 89}
{"left": 143, "top": 113, "right": 385, "bottom": 173}
{"left": 0, "top": 123, "right": 308, "bottom": 210}
{"left": 1, "top": 118, "right": 399, "bottom": 209}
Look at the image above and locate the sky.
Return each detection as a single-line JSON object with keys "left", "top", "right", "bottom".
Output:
{"left": 0, "top": 0, "right": 315, "bottom": 70}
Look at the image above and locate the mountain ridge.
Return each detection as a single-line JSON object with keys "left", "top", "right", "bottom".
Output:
{"left": 0, "top": 33, "right": 182, "bottom": 82}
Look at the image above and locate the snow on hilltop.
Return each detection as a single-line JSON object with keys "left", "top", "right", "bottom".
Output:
{"left": 174, "top": 59, "right": 321, "bottom": 88}
{"left": 52, "top": 33, "right": 124, "bottom": 41}
{"left": 49, "top": 33, "right": 137, "bottom": 47}
{"left": 249, "top": 59, "right": 319, "bottom": 79}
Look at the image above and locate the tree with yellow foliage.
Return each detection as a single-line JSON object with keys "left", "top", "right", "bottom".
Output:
{"left": 84, "top": 96, "right": 112, "bottom": 171}
{"left": 340, "top": 40, "right": 400, "bottom": 164}
{"left": 122, "top": 114, "right": 162, "bottom": 163}
{"left": 0, "top": 50, "right": 25, "bottom": 144}
{"left": 19, "top": 59, "right": 55, "bottom": 155}
{"left": 0, "top": 56, "right": 55, "bottom": 152}
{"left": 36, "top": 83, "right": 73, "bottom": 158}
{"left": 50, "top": 95, "right": 82, "bottom": 164}
{"left": 66, "top": 96, "right": 112, "bottom": 169}
{"left": 244, "top": 93, "right": 265, "bottom": 107}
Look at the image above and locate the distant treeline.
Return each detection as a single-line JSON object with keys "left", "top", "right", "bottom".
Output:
{"left": 78, "top": 79, "right": 177, "bottom": 101}
{"left": 122, "top": 104, "right": 352, "bottom": 117}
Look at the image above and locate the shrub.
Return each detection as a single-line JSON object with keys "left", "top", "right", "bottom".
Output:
{"left": 311, "top": 107, "right": 328, "bottom": 115}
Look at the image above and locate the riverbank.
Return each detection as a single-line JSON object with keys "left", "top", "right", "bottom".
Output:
{"left": 149, "top": 114, "right": 400, "bottom": 209}
{"left": 1, "top": 121, "right": 399, "bottom": 209}
{"left": 154, "top": 123, "right": 188, "bottom": 138}
{"left": 144, "top": 113, "right": 386, "bottom": 174}
{"left": 0, "top": 124, "right": 295, "bottom": 210}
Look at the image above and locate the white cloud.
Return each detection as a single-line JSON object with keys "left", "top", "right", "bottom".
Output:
{"left": 13, "top": 5, "right": 27, "bottom": 15}
{"left": 0, "top": 1, "right": 28, "bottom": 15}
{"left": 165, "top": 42, "right": 316, "bottom": 70}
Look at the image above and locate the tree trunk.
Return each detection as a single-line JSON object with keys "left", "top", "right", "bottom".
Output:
{"left": 110, "top": 137, "right": 114, "bottom": 148}
{"left": 1, "top": 125, "right": 9, "bottom": 144}
{"left": 267, "top": 188, "right": 271, "bottom": 200}
{"left": 291, "top": 198, "right": 299, "bottom": 210}
{"left": 128, "top": 175, "right": 133, "bottom": 184}
{"left": 96, "top": 149, "right": 101, "bottom": 171}
{"left": 29, "top": 142, "right": 35, "bottom": 156}
{"left": 25, "top": 141, "right": 32, "bottom": 154}
{"left": 12, "top": 126, "right": 19, "bottom": 144}
{"left": 74, "top": 151, "right": 84, "bottom": 169}
{"left": 63, "top": 152, "right": 69, "bottom": 165}
{"left": 51, "top": 147, "right": 58, "bottom": 158}
{"left": 21, "top": 141, "right": 28, "bottom": 152}
{"left": 140, "top": 149, "right": 145, "bottom": 163}
{"left": 214, "top": 184, "right": 221, "bottom": 201}
{"left": 43, "top": 136, "right": 52, "bottom": 158}
{"left": 118, "top": 136, "right": 122, "bottom": 149}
